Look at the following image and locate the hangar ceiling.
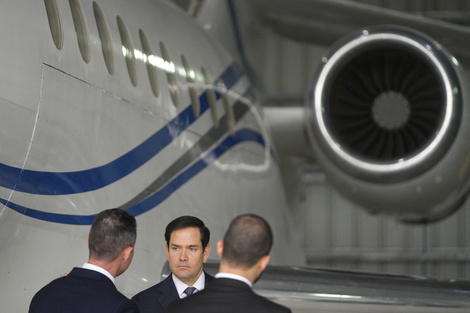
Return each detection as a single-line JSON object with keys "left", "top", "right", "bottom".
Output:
{"left": 172, "top": 0, "right": 470, "bottom": 27}
{"left": 353, "top": 0, "right": 470, "bottom": 26}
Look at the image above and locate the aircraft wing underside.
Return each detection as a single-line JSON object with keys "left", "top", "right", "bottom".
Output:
{"left": 250, "top": 0, "right": 470, "bottom": 64}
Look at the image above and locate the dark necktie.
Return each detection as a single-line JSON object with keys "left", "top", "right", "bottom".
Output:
{"left": 184, "top": 286, "right": 197, "bottom": 297}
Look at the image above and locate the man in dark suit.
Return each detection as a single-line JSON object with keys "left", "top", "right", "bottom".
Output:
{"left": 29, "top": 208, "right": 138, "bottom": 313}
{"left": 167, "top": 214, "right": 291, "bottom": 313}
{"left": 132, "top": 216, "right": 214, "bottom": 313}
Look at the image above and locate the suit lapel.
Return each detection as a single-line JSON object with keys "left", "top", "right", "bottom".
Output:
{"left": 157, "top": 274, "right": 180, "bottom": 309}
{"left": 204, "top": 271, "right": 215, "bottom": 287}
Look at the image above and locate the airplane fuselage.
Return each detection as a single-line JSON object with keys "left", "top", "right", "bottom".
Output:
{"left": 0, "top": 1, "right": 302, "bottom": 311}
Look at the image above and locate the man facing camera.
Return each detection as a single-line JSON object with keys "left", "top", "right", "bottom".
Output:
{"left": 132, "top": 216, "right": 213, "bottom": 313}
{"left": 167, "top": 214, "right": 291, "bottom": 313}
{"left": 29, "top": 208, "right": 138, "bottom": 313}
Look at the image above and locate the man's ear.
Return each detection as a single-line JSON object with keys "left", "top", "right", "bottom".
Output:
{"left": 165, "top": 243, "right": 170, "bottom": 261}
{"left": 115, "top": 246, "right": 135, "bottom": 278}
{"left": 217, "top": 240, "right": 224, "bottom": 258}
{"left": 258, "top": 255, "right": 270, "bottom": 272}
{"left": 203, "top": 243, "right": 211, "bottom": 262}
{"left": 122, "top": 246, "right": 134, "bottom": 262}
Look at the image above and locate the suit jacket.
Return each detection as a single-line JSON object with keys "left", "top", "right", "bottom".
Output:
{"left": 29, "top": 267, "right": 138, "bottom": 313}
{"left": 132, "top": 271, "right": 214, "bottom": 313}
{"left": 166, "top": 278, "right": 291, "bottom": 313}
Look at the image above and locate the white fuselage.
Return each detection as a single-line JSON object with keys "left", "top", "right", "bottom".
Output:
{"left": 0, "top": 1, "right": 303, "bottom": 312}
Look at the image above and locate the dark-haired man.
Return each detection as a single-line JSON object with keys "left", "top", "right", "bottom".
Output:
{"left": 29, "top": 208, "right": 138, "bottom": 313}
{"left": 167, "top": 214, "right": 291, "bottom": 313}
{"left": 132, "top": 215, "right": 213, "bottom": 313}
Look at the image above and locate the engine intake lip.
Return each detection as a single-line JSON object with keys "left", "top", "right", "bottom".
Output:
{"left": 308, "top": 26, "right": 462, "bottom": 183}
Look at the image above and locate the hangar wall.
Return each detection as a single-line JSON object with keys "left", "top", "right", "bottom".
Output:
{"left": 301, "top": 174, "right": 470, "bottom": 280}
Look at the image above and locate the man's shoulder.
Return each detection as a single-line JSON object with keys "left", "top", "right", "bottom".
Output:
{"left": 34, "top": 268, "right": 99, "bottom": 291}
{"left": 132, "top": 274, "right": 176, "bottom": 302}
{"left": 31, "top": 275, "right": 67, "bottom": 299}
{"left": 131, "top": 275, "right": 179, "bottom": 313}
{"left": 166, "top": 289, "right": 290, "bottom": 313}
{"left": 29, "top": 270, "right": 138, "bottom": 313}
{"left": 132, "top": 277, "right": 168, "bottom": 299}
{"left": 254, "top": 294, "right": 291, "bottom": 313}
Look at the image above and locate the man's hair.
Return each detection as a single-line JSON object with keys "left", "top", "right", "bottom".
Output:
{"left": 222, "top": 214, "right": 273, "bottom": 268}
{"left": 88, "top": 209, "right": 137, "bottom": 261}
{"left": 164, "top": 216, "right": 210, "bottom": 250}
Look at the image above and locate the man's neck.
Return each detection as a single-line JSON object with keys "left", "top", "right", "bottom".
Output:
{"left": 82, "top": 262, "right": 116, "bottom": 284}
{"left": 218, "top": 262, "right": 257, "bottom": 284}
{"left": 88, "top": 258, "right": 118, "bottom": 278}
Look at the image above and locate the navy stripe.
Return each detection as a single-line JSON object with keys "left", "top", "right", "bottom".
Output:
{"left": 0, "top": 63, "right": 243, "bottom": 195}
{"left": 118, "top": 87, "right": 259, "bottom": 210}
{"left": 4, "top": 128, "right": 265, "bottom": 225}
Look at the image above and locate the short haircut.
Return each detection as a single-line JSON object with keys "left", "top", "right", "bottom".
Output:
{"left": 88, "top": 209, "right": 137, "bottom": 261}
{"left": 222, "top": 214, "right": 273, "bottom": 268}
{"left": 164, "top": 216, "right": 210, "bottom": 250}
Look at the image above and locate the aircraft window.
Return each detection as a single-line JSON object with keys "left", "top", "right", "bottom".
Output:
{"left": 218, "top": 78, "right": 235, "bottom": 134}
{"left": 117, "top": 16, "right": 138, "bottom": 87}
{"left": 159, "top": 42, "right": 179, "bottom": 107}
{"left": 181, "top": 55, "right": 200, "bottom": 117}
{"left": 201, "top": 67, "right": 218, "bottom": 127}
{"left": 44, "top": 0, "right": 63, "bottom": 50}
{"left": 93, "top": 2, "right": 114, "bottom": 74}
{"left": 69, "top": 0, "right": 90, "bottom": 63}
{"left": 139, "top": 30, "right": 159, "bottom": 97}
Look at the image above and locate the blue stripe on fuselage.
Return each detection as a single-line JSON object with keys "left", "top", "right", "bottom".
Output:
{"left": 0, "top": 63, "right": 243, "bottom": 195}
{"left": 4, "top": 128, "right": 266, "bottom": 225}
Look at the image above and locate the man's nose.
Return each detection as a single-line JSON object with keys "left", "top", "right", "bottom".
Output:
{"left": 179, "top": 249, "right": 188, "bottom": 260}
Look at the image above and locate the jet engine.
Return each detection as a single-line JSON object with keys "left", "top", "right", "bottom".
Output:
{"left": 306, "top": 26, "right": 470, "bottom": 223}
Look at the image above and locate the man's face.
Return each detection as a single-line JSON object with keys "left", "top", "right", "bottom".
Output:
{"left": 166, "top": 227, "right": 210, "bottom": 285}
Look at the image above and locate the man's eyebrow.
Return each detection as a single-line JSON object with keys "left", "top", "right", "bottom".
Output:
{"left": 170, "top": 243, "right": 200, "bottom": 247}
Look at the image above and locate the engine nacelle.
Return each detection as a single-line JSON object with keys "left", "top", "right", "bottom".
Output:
{"left": 307, "top": 25, "right": 470, "bottom": 223}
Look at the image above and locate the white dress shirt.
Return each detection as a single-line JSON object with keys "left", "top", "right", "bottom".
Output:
{"left": 82, "top": 263, "right": 115, "bottom": 285}
{"left": 215, "top": 272, "right": 253, "bottom": 287}
{"left": 172, "top": 272, "right": 206, "bottom": 298}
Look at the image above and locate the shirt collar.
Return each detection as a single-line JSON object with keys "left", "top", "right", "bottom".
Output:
{"left": 172, "top": 272, "right": 206, "bottom": 298}
{"left": 82, "top": 263, "right": 115, "bottom": 285}
{"left": 215, "top": 272, "right": 253, "bottom": 288}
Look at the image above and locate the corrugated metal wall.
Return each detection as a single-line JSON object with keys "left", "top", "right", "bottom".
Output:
{"left": 302, "top": 176, "right": 470, "bottom": 280}
{"left": 254, "top": 26, "right": 470, "bottom": 281}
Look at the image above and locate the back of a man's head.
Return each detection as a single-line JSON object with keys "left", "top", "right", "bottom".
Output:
{"left": 222, "top": 214, "right": 273, "bottom": 268}
{"left": 88, "top": 209, "right": 137, "bottom": 262}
